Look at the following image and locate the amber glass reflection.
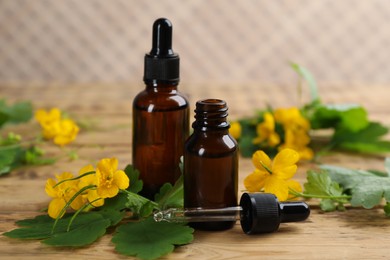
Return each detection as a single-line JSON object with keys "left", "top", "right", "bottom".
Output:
{"left": 133, "top": 83, "right": 189, "bottom": 199}
{"left": 184, "top": 99, "right": 238, "bottom": 231}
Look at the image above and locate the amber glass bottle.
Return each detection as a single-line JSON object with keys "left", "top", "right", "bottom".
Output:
{"left": 184, "top": 99, "right": 238, "bottom": 231}
{"left": 133, "top": 18, "right": 189, "bottom": 199}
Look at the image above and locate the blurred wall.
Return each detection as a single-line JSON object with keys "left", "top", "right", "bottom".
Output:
{"left": 0, "top": 0, "right": 389, "bottom": 85}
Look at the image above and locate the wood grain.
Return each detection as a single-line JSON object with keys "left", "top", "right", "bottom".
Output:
{"left": 1, "top": 83, "right": 389, "bottom": 259}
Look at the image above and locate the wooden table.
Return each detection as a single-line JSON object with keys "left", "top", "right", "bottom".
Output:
{"left": 1, "top": 83, "right": 389, "bottom": 259}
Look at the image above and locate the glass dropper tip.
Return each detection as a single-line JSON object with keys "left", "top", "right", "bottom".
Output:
{"left": 153, "top": 193, "right": 310, "bottom": 234}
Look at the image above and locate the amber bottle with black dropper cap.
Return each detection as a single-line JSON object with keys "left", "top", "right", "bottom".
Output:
{"left": 184, "top": 99, "right": 238, "bottom": 231}
{"left": 133, "top": 18, "right": 189, "bottom": 199}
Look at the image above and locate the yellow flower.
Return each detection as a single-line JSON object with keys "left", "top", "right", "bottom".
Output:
{"left": 274, "top": 108, "right": 310, "bottom": 131}
{"left": 273, "top": 107, "right": 313, "bottom": 160}
{"left": 287, "top": 179, "right": 303, "bottom": 200}
{"left": 243, "top": 149, "right": 301, "bottom": 201}
{"left": 52, "top": 119, "right": 79, "bottom": 146}
{"left": 96, "top": 158, "right": 129, "bottom": 198}
{"left": 45, "top": 172, "right": 84, "bottom": 219}
{"left": 253, "top": 112, "right": 280, "bottom": 147}
{"left": 229, "top": 121, "right": 242, "bottom": 140}
{"left": 35, "top": 108, "right": 61, "bottom": 127}
{"left": 35, "top": 108, "right": 79, "bottom": 146}
{"left": 280, "top": 128, "right": 314, "bottom": 160}
{"left": 78, "top": 165, "right": 104, "bottom": 207}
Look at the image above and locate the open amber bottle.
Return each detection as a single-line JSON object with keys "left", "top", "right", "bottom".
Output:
{"left": 132, "top": 18, "right": 189, "bottom": 199}
{"left": 184, "top": 99, "right": 238, "bottom": 231}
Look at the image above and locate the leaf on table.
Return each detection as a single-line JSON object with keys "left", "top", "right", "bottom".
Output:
{"left": 331, "top": 122, "right": 390, "bottom": 153}
{"left": 100, "top": 192, "right": 129, "bottom": 211}
{"left": 112, "top": 217, "right": 194, "bottom": 260}
{"left": 303, "top": 170, "right": 348, "bottom": 211}
{"left": 0, "top": 146, "right": 22, "bottom": 176}
{"left": 0, "top": 99, "right": 33, "bottom": 127}
{"left": 384, "top": 157, "right": 390, "bottom": 175}
{"left": 124, "top": 164, "right": 143, "bottom": 194}
{"left": 125, "top": 191, "right": 155, "bottom": 218}
{"left": 321, "top": 164, "right": 390, "bottom": 209}
{"left": 154, "top": 174, "right": 184, "bottom": 209}
{"left": 310, "top": 104, "right": 368, "bottom": 132}
{"left": 4, "top": 212, "right": 112, "bottom": 247}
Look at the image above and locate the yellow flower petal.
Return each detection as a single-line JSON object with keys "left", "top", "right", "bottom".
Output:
{"left": 48, "top": 198, "right": 66, "bottom": 219}
{"left": 252, "top": 150, "right": 272, "bottom": 172}
{"left": 275, "top": 165, "right": 298, "bottom": 180}
{"left": 272, "top": 148, "right": 299, "bottom": 175}
{"left": 98, "top": 185, "right": 119, "bottom": 198}
{"left": 269, "top": 132, "right": 281, "bottom": 147}
{"left": 45, "top": 178, "right": 57, "bottom": 198}
{"left": 113, "top": 170, "right": 130, "bottom": 190}
{"left": 243, "top": 169, "right": 268, "bottom": 192}
{"left": 264, "top": 177, "right": 289, "bottom": 201}
{"left": 87, "top": 189, "right": 104, "bottom": 207}
{"left": 298, "top": 147, "right": 314, "bottom": 160}
{"left": 287, "top": 179, "right": 303, "bottom": 200}
{"left": 35, "top": 108, "right": 61, "bottom": 125}
{"left": 229, "top": 121, "right": 242, "bottom": 140}
{"left": 69, "top": 193, "right": 85, "bottom": 211}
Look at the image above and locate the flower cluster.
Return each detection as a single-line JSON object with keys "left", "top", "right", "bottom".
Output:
{"left": 45, "top": 158, "right": 129, "bottom": 219}
{"left": 231, "top": 107, "right": 313, "bottom": 160}
{"left": 244, "top": 148, "right": 302, "bottom": 201}
{"left": 35, "top": 108, "right": 79, "bottom": 146}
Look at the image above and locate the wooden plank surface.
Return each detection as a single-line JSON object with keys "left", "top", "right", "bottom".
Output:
{"left": 1, "top": 83, "right": 390, "bottom": 259}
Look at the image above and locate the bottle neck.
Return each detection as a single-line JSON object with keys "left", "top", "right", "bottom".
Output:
{"left": 192, "top": 99, "right": 230, "bottom": 132}
{"left": 145, "top": 82, "right": 178, "bottom": 92}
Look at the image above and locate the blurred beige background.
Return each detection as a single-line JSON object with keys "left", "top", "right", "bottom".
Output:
{"left": 0, "top": 0, "right": 389, "bottom": 86}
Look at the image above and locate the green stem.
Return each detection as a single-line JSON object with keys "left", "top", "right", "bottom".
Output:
{"left": 53, "top": 171, "right": 95, "bottom": 188}
{"left": 259, "top": 161, "right": 272, "bottom": 174}
{"left": 66, "top": 197, "right": 102, "bottom": 232}
{"left": 120, "top": 189, "right": 159, "bottom": 209}
{"left": 51, "top": 184, "right": 96, "bottom": 233}
{"left": 289, "top": 188, "right": 351, "bottom": 200}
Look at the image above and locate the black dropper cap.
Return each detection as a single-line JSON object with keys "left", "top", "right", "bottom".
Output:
{"left": 144, "top": 18, "right": 180, "bottom": 85}
{"left": 239, "top": 193, "right": 310, "bottom": 235}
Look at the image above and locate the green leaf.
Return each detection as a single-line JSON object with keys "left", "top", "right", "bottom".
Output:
{"left": 321, "top": 164, "right": 390, "bottom": 209}
{"left": 154, "top": 175, "right": 184, "bottom": 209}
{"left": 319, "top": 199, "right": 337, "bottom": 212}
{"left": 0, "top": 99, "right": 33, "bottom": 127}
{"left": 23, "top": 146, "right": 56, "bottom": 165}
{"left": 4, "top": 212, "right": 111, "bottom": 246}
{"left": 124, "top": 165, "right": 143, "bottom": 194}
{"left": 0, "top": 146, "right": 22, "bottom": 176}
{"left": 303, "top": 170, "right": 349, "bottom": 211}
{"left": 236, "top": 118, "right": 258, "bottom": 157}
{"left": 331, "top": 122, "right": 390, "bottom": 153}
{"left": 384, "top": 203, "right": 390, "bottom": 217}
{"left": 112, "top": 217, "right": 194, "bottom": 260}
{"left": 304, "top": 170, "right": 345, "bottom": 198}
{"left": 385, "top": 158, "right": 390, "bottom": 175}
{"left": 123, "top": 190, "right": 157, "bottom": 218}
{"left": 290, "top": 63, "right": 319, "bottom": 102}
{"left": 311, "top": 104, "right": 368, "bottom": 131}
{"left": 338, "top": 141, "right": 390, "bottom": 153}
{"left": 100, "top": 192, "right": 129, "bottom": 211}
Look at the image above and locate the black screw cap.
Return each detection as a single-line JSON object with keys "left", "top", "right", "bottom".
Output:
{"left": 239, "top": 193, "right": 310, "bottom": 235}
{"left": 144, "top": 18, "right": 180, "bottom": 85}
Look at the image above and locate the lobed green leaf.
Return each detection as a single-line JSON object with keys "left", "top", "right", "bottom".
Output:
{"left": 4, "top": 212, "right": 114, "bottom": 247}
{"left": 112, "top": 217, "right": 194, "bottom": 260}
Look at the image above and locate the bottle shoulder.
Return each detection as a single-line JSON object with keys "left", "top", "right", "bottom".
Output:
{"left": 185, "top": 132, "right": 238, "bottom": 155}
{"left": 133, "top": 88, "right": 189, "bottom": 111}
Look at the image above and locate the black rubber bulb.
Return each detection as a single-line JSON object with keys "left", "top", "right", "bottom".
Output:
{"left": 144, "top": 18, "right": 180, "bottom": 84}
{"left": 150, "top": 18, "right": 174, "bottom": 57}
